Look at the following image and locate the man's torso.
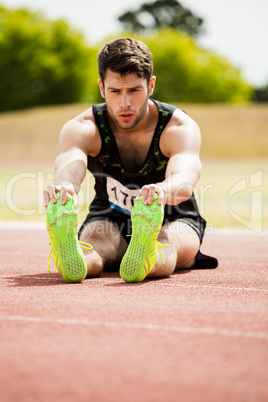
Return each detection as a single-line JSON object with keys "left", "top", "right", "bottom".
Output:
{"left": 76, "top": 99, "right": 206, "bottom": 239}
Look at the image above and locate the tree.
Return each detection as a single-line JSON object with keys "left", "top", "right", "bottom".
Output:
{"left": 0, "top": 6, "right": 96, "bottom": 111}
{"left": 118, "top": 0, "right": 204, "bottom": 37}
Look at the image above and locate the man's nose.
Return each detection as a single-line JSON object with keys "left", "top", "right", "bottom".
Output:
{"left": 120, "top": 94, "right": 131, "bottom": 108}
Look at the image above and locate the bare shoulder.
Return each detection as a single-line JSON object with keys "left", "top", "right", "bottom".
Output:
{"left": 160, "top": 107, "right": 201, "bottom": 158}
{"left": 59, "top": 106, "right": 101, "bottom": 156}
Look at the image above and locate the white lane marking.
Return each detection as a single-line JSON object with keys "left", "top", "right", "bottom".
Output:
{"left": 161, "top": 283, "right": 268, "bottom": 292}
{"left": 223, "top": 261, "right": 267, "bottom": 266}
{"left": 0, "top": 315, "right": 267, "bottom": 340}
{"left": 0, "top": 221, "right": 46, "bottom": 230}
{"left": 0, "top": 275, "right": 62, "bottom": 281}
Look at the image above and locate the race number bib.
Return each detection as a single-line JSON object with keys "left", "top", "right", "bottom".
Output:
{"left": 106, "top": 177, "right": 140, "bottom": 215}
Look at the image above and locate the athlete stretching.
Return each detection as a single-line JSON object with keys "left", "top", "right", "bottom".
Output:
{"left": 43, "top": 37, "right": 217, "bottom": 283}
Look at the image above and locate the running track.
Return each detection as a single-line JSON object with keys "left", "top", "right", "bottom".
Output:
{"left": 0, "top": 225, "right": 267, "bottom": 402}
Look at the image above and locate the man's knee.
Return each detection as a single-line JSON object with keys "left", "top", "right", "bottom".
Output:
{"left": 158, "top": 220, "right": 200, "bottom": 270}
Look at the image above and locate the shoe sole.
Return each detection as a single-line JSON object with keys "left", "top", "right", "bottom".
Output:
{"left": 46, "top": 193, "right": 87, "bottom": 283}
{"left": 120, "top": 195, "right": 164, "bottom": 283}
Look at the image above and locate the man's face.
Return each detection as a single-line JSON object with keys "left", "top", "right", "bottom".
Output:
{"left": 98, "top": 69, "right": 155, "bottom": 131}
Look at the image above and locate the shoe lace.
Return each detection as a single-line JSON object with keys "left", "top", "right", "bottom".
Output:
{"left": 47, "top": 241, "right": 92, "bottom": 277}
{"left": 156, "top": 241, "right": 169, "bottom": 267}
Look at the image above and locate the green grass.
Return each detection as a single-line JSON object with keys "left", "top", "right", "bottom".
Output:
{"left": 197, "top": 159, "right": 267, "bottom": 232}
{"left": 1, "top": 159, "right": 267, "bottom": 232}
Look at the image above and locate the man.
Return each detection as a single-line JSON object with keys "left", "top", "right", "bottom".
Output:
{"left": 44, "top": 37, "right": 217, "bottom": 283}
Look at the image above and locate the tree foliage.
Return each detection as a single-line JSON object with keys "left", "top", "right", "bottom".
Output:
{"left": 0, "top": 5, "right": 253, "bottom": 111}
{"left": 118, "top": 0, "right": 204, "bottom": 37}
{"left": 0, "top": 6, "right": 96, "bottom": 111}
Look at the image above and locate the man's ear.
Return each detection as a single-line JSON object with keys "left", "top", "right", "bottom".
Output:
{"left": 148, "top": 75, "right": 156, "bottom": 96}
{"left": 97, "top": 79, "right": 105, "bottom": 98}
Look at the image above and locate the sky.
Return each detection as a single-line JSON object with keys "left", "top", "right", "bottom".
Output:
{"left": 2, "top": 0, "right": 268, "bottom": 87}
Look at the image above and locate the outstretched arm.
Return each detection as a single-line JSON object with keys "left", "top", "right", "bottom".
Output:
{"left": 139, "top": 110, "right": 202, "bottom": 205}
{"left": 43, "top": 118, "right": 97, "bottom": 207}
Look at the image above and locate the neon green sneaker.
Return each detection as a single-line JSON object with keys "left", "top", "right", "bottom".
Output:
{"left": 120, "top": 194, "right": 168, "bottom": 283}
{"left": 46, "top": 192, "right": 92, "bottom": 283}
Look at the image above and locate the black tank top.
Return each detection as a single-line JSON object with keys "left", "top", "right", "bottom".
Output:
{"left": 87, "top": 99, "right": 205, "bottom": 229}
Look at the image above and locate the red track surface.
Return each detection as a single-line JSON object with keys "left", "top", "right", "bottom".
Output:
{"left": 0, "top": 227, "right": 267, "bottom": 402}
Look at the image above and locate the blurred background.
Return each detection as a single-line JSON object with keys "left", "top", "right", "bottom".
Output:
{"left": 0, "top": 0, "right": 267, "bottom": 232}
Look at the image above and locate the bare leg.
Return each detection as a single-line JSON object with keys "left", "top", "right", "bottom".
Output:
{"left": 79, "top": 220, "right": 128, "bottom": 277}
{"left": 147, "top": 220, "right": 200, "bottom": 278}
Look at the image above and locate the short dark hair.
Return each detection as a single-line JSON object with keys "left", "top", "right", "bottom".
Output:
{"left": 98, "top": 37, "right": 153, "bottom": 83}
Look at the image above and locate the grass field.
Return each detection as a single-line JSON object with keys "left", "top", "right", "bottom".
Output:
{"left": 1, "top": 103, "right": 267, "bottom": 232}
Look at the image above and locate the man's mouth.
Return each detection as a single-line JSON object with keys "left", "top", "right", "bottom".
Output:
{"left": 118, "top": 113, "right": 134, "bottom": 121}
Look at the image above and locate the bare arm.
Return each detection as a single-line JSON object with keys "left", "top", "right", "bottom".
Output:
{"left": 43, "top": 116, "right": 99, "bottom": 207}
{"left": 140, "top": 110, "right": 202, "bottom": 205}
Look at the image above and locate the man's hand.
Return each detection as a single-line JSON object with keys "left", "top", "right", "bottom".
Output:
{"left": 139, "top": 184, "right": 167, "bottom": 206}
{"left": 43, "top": 183, "right": 78, "bottom": 208}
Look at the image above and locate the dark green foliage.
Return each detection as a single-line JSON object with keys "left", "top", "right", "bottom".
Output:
{"left": 252, "top": 83, "right": 268, "bottom": 102}
{"left": 0, "top": 6, "right": 95, "bottom": 111}
{"left": 118, "top": 0, "right": 204, "bottom": 37}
